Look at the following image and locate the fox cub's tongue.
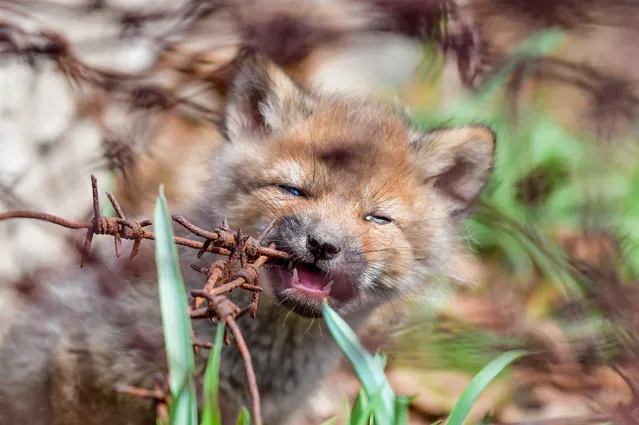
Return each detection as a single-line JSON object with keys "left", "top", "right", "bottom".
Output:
{"left": 292, "top": 265, "right": 331, "bottom": 293}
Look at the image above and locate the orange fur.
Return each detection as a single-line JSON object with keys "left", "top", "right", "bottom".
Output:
{"left": 0, "top": 54, "right": 495, "bottom": 425}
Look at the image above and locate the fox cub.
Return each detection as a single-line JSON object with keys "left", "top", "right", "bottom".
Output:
{"left": 0, "top": 55, "right": 495, "bottom": 425}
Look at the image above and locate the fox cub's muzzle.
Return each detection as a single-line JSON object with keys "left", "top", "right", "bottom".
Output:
{"left": 262, "top": 214, "right": 364, "bottom": 317}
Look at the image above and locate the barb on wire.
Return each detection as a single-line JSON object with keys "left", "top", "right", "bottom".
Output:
{"left": 0, "top": 175, "right": 287, "bottom": 265}
{"left": 0, "top": 174, "right": 286, "bottom": 425}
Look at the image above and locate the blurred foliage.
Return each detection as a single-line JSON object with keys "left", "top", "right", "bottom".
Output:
{"left": 323, "top": 301, "right": 525, "bottom": 425}
{"left": 446, "top": 350, "right": 528, "bottom": 425}
{"left": 392, "top": 27, "right": 639, "bottom": 376}
{"left": 393, "top": 320, "right": 527, "bottom": 375}
{"left": 414, "top": 27, "right": 639, "bottom": 289}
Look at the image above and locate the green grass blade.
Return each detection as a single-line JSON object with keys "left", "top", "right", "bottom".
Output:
{"left": 446, "top": 350, "right": 528, "bottom": 425}
{"left": 374, "top": 352, "right": 387, "bottom": 370}
{"left": 393, "top": 395, "right": 415, "bottom": 425}
{"left": 343, "top": 398, "right": 352, "bottom": 425}
{"left": 322, "top": 300, "right": 395, "bottom": 425}
{"left": 319, "top": 418, "right": 338, "bottom": 425}
{"left": 200, "top": 324, "right": 226, "bottom": 425}
{"left": 236, "top": 407, "right": 251, "bottom": 425}
{"left": 349, "top": 390, "right": 368, "bottom": 424}
{"left": 154, "top": 186, "right": 197, "bottom": 425}
{"left": 168, "top": 384, "right": 197, "bottom": 425}
{"left": 353, "top": 391, "right": 384, "bottom": 425}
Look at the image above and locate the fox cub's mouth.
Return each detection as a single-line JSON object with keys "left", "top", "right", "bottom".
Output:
{"left": 281, "top": 261, "right": 334, "bottom": 295}
{"left": 267, "top": 259, "right": 356, "bottom": 317}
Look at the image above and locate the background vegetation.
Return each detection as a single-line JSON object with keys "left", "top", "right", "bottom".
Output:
{"left": 1, "top": 1, "right": 639, "bottom": 424}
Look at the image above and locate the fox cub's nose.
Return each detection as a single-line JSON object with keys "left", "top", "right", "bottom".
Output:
{"left": 307, "top": 234, "right": 341, "bottom": 261}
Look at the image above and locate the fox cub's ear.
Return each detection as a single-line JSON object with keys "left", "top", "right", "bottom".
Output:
{"left": 411, "top": 125, "right": 496, "bottom": 215}
{"left": 223, "top": 54, "right": 314, "bottom": 141}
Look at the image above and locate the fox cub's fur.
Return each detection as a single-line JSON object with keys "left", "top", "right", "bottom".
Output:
{"left": 0, "top": 55, "right": 495, "bottom": 425}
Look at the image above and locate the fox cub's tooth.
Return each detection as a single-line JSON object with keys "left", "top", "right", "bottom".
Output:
{"left": 292, "top": 267, "right": 299, "bottom": 282}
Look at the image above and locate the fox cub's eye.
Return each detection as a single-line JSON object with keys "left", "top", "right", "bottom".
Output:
{"left": 277, "top": 184, "right": 306, "bottom": 198}
{"left": 364, "top": 214, "right": 393, "bottom": 225}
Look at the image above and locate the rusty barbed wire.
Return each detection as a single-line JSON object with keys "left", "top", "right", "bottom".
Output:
{"left": 2, "top": 0, "right": 638, "bottom": 150}
{"left": 116, "top": 374, "right": 170, "bottom": 424}
{"left": 4, "top": 2, "right": 639, "bottom": 424}
{"left": 0, "top": 174, "right": 289, "bottom": 425}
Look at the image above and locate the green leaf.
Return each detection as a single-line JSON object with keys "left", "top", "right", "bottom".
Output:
{"left": 343, "top": 399, "right": 352, "bottom": 425}
{"left": 322, "top": 300, "right": 395, "bottom": 425}
{"left": 393, "top": 395, "right": 414, "bottom": 425}
{"left": 350, "top": 390, "right": 368, "bottom": 424}
{"left": 319, "top": 418, "right": 339, "bottom": 425}
{"left": 511, "top": 28, "right": 566, "bottom": 56}
{"left": 154, "top": 186, "right": 197, "bottom": 425}
{"left": 446, "top": 350, "right": 528, "bottom": 425}
{"left": 236, "top": 408, "right": 251, "bottom": 425}
{"left": 168, "top": 384, "right": 196, "bottom": 425}
{"left": 200, "top": 324, "right": 226, "bottom": 425}
{"left": 353, "top": 391, "right": 384, "bottom": 425}
{"left": 373, "top": 352, "right": 387, "bottom": 370}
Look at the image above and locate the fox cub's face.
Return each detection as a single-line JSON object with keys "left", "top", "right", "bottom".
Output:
{"left": 208, "top": 56, "right": 495, "bottom": 318}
